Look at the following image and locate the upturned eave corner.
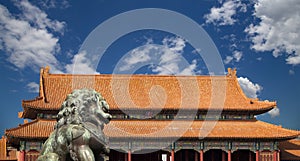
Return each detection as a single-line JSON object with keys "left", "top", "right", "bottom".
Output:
{"left": 18, "top": 111, "right": 24, "bottom": 119}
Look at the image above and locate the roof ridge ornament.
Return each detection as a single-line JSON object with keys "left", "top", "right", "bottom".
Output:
{"left": 39, "top": 66, "right": 50, "bottom": 102}
{"left": 227, "top": 68, "right": 237, "bottom": 77}
{"left": 43, "top": 66, "right": 50, "bottom": 76}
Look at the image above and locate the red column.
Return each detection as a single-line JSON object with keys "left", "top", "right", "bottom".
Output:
{"left": 199, "top": 150, "right": 203, "bottom": 161}
{"left": 171, "top": 149, "right": 175, "bottom": 161}
{"left": 125, "top": 153, "right": 128, "bottom": 161}
{"left": 128, "top": 150, "right": 131, "bottom": 161}
{"left": 179, "top": 151, "right": 182, "bottom": 161}
{"left": 227, "top": 150, "right": 231, "bottom": 161}
{"left": 18, "top": 150, "right": 25, "bottom": 161}
{"left": 185, "top": 150, "right": 188, "bottom": 161}
{"left": 222, "top": 151, "right": 226, "bottom": 161}
{"left": 273, "top": 151, "right": 277, "bottom": 161}
{"left": 256, "top": 150, "right": 259, "bottom": 161}
{"left": 185, "top": 149, "right": 190, "bottom": 161}
{"left": 277, "top": 150, "right": 280, "bottom": 161}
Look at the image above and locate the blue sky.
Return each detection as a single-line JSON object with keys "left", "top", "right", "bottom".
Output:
{"left": 0, "top": 0, "right": 300, "bottom": 135}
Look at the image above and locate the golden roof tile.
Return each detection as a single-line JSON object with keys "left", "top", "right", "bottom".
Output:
{"left": 22, "top": 67, "right": 276, "bottom": 118}
{"left": 5, "top": 119, "right": 299, "bottom": 140}
{"left": 5, "top": 119, "right": 55, "bottom": 139}
{"left": 104, "top": 120, "right": 299, "bottom": 139}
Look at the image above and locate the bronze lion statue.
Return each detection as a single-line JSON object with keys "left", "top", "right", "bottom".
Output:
{"left": 37, "top": 89, "right": 112, "bottom": 161}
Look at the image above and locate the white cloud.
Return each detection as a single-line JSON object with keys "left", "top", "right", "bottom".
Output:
{"left": 65, "top": 51, "right": 99, "bottom": 74}
{"left": 233, "top": 51, "right": 242, "bottom": 62}
{"left": 119, "top": 45, "right": 153, "bottom": 72}
{"left": 238, "top": 76, "right": 280, "bottom": 117}
{"left": 238, "top": 77, "right": 262, "bottom": 98}
{"left": 287, "top": 55, "right": 300, "bottom": 65}
{"left": 224, "top": 56, "right": 234, "bottom": 64}
{"left": 0, "top": 1, "right": 65, "bottom": 73}
{"left": 268, "top": 107, "right": 280, "bottom": 118}
{"left": 289, "top": 69, "right": 295, "bottom": 75}
{"left": 154, "top": 37, "right": 196, "bottom": 75}
{"left": 204, "top": 0, "right": 247, "bottom": 25}
{"left": 224, "top": 50, "right": 243, "bottom": 64}
{"left": 178, "top": 59, "right": 199, "bottom": 75}
{"left": 162, "top": 37, "right": 186, "bottom": 53}
{"left": 15, "top": 0, "right": 65, "bottom": 33}
{"left": 117, "top": 37, "right": 200, "bottom": 75}
{"left": 245, "top": 0, "right": 300, "bottom": 65}
{"left": 26, "top": 82, "right": 39, "bottom": 93}
{"left": 36, "top": 0, "right": 70, "bottom": 9}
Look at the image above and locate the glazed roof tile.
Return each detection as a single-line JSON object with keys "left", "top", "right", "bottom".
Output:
{"left": 22, "top": 67, "right": 276, "bottom": 118}
{"left": 104, "top": 120, "right": 299, "bottom": 139}
{"left": 5, "top": 119, "right": 299, "bottom": 140}
{"left": 280, "top": 139, "right": 300, "bottom": 160}
{"left": 5, "top": 119, "right": 55, "bottom": 139}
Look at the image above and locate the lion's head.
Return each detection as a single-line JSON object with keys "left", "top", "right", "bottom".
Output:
{"left": 56, "top": 89, "right": 112, "bottom": 131}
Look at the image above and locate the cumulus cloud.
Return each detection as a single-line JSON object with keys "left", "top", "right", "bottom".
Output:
{"left": 224, "top": 50, "right": 243, "bottom": 64}
{"left": 268, "top": 108, "right": 280, "bottom": 118}
{"left": 15, "top": 0, "right": 65, "bottom": 33}
{"left": 26, "top": 82, "right": 39, "bottom": 93}
{"left": 238, "top": 77, "right": 279, "bottom": 117}
{"left": 238, "top": 77, "right": 262, "bottom": 98}
{"left": 233, "top": 51, "right": 242, "bottom": 62}
{"left": 65, "top": 51, "right": 99, "bottom": 74}
{"left": 118, "top": 45, "right": 152, "bottom": 72}
{"left": 224, "top": 56, "right": 233, "bottom": 64}
{"left": 36, "top": 0, "right": 70, "bottom": 9}
{"left": 204, "top": 0, "right": 247, "bottom": 25}
{"left": 245, "top": 0, "right": 300, "bottom": 65}
{"left": 178, "top": 59, "right": 198, "bottom": 75}
{"left": 117, "top": 37, "right": 200, "bottom": 75}
{"left": 0, "top": 1, "right": 65, "bottom": 73}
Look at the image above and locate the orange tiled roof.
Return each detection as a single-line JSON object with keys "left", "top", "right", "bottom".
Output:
{"left": 5, "top": 119, "right": 55, "bottom": 139}
{"left": 5, "top": 119, "right": 299, "bottom": 140}
{"left": 104, "top": 120, "right": 299, "bottom": 139}
{"left": 280, "top": 139, "right": 300, "bottom": 160}
{"left": 22, "top": 67, "right": 276, "bottom": 117}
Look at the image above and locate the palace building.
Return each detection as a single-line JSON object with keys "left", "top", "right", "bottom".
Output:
{"left": 1, "top": 66, "right": 300, "bottom": 161}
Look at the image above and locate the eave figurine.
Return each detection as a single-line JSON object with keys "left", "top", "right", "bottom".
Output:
{"left": 37, "top": 89, "right": 112, "bottom": 161}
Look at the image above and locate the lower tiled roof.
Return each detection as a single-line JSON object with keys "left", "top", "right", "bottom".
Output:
{"left": 280, "top": 139, "right": 300, "bottom": 160}
{"left": 105, "top": 120, "right": 299, "bottom": 139}
{"left": 5, "top": 119, "right": 299, "bottom": 140}
{"left": 5, "top": 119, "right": 55, "bottom": 139}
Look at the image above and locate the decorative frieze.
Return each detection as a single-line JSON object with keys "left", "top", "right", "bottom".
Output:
{"left": 108, "top": 139, "right": 277, "bottom": 154}
{"left": 232, "top": 141, "right": 256, "bottom": 152}
{"left": 22, "top": 141, "right": 43, "bottom": 151}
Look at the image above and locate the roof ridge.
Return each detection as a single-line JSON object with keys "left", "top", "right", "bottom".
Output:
{"left": 43, "top": 66, "right": 233, "bottom": 78}
{"left": 46, "top": 73, "right": 230, "bottom": 78}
